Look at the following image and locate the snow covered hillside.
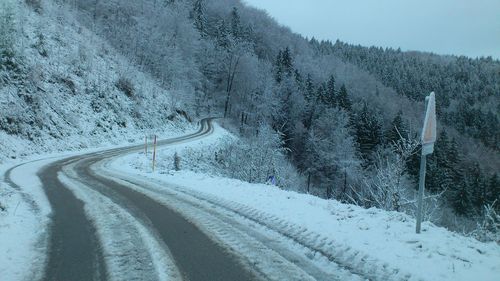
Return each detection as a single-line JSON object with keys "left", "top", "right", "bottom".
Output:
{"left": 0, "top": 0, "right": 189, "bottom": 162}
{"left": 112, "top": 123, "right": 500, "bottom": 281}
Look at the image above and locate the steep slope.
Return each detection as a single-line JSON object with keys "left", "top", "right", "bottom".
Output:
{"left": 0, "top": 0, "right": 188, "bottom": 162}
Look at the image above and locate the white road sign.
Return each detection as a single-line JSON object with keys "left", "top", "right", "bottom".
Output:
{"left": 421, "top": 92, "right": 436, "bottom": 155}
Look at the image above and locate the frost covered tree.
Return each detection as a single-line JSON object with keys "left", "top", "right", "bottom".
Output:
{"left": 305, "top": 108, "right": 359, "bottom": 198}
{"left": 336, "top": 84, "right": 351, "bottom": 111}
{"left": 216, "top": 123, "right": 302, "bottom": 189}
{"left": 385, "top": 110, "right": 407, "bottom": 145}
{"left": 352, "top": 132, "right": 419, "bottom": 212}
{"left": 191, "top": 0, "right": 206, "bottom": 36}
{"left": 0, "top": 0, "right": 18, "bottom": 79}
{"left": 353, "top": 103, "right": 382, "bottom": 165}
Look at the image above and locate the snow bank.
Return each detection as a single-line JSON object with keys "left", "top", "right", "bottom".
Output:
{"left": 0, "top": 157, "right": 54, "bottom": 281}
{"left": 113, "top": 123, "right": 500, "bottom": 281}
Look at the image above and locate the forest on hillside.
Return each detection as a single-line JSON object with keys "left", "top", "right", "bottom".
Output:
{"left": 1, "top": 0, "right": 499, "bottom": 240}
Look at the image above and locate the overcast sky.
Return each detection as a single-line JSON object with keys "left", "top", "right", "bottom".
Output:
{"left": 243, "top": 0, "right": 500, "bottom": 59}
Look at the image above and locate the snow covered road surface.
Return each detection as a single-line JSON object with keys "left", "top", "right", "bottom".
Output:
{"left": 31, "top": 118, "right": 261, "bottom": 281}
{"left": 3, "top": 118, "right": 260, "bottom": 281}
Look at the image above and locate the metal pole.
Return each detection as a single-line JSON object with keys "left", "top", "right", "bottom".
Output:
{"left": 152, "top": 135, "right": 157, "bottom": 172}
{"left": 416, "top": 152, "right": 427, "bottom": 233}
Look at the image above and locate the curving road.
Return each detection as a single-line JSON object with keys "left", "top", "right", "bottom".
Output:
{"left": 6, "top": 118, "right": 373, "bottom": 281}
{"left": 31, "top": 118, "right": 261, "bottom": 281}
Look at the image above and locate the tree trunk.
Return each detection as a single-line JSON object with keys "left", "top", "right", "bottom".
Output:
{"left": 307, "top": 172, "right": 311, "bottom": 194}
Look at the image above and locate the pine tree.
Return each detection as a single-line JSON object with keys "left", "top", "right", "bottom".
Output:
{"left": 304, "top": 73, "right": 315, "bottom": 102}
{"left": 354, "top": 104, "right": 382, "bottom": 163}
{"left": 274, "top": 50, "right": 283, "bottom": 83}
{"left": 215, "top": 20, "right": 230, "bottom": 48}
{"left": 191, "top": 0, "right": 206, "bottom": 36}
{"left": 281, "top": 47, "right": 293, "bottom": 74}
{"left": 450, "top": 180, "right": 471, "bottom": 216}
{"left": 294, "top": 69, "right": 302, "bottom": 85}
{"left": 230, "top": 7, "right": 241, "bottom": 39}
{"left": 324, "top": 75, "right": 336, "bottom": 107}
{"left": 385, "top": 110, "right": 407, "bottom": 145}
{"left": 426, "top": 131, "right": 450, "bottom": 192}
{"left": 487, "top": 174, "right": 499, "bottom": 211}
{"left": 316, "top": 84, "right": 326, "bottom": 106}
{"left": 0, "top": 0, "right": 17, "bottom": 74}
{"left": 468, "top": 163, "right": 487, "bottom": 213}
{"left": 337, "top": 84, "right": 351, "bottom": 111}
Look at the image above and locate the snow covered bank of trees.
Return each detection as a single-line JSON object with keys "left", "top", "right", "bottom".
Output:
{"left": 0, "top": 0, "right": 188, "bottom": 160}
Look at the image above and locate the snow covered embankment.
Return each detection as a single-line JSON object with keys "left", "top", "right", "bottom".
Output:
{"left": 0, "top": 158, "right": 53, "bottom": 281}
{"left": 112, "top": 123, "right": 500, "bottom": 281}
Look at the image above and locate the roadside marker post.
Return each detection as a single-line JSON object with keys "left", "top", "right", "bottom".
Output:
{"left": 416, "top": 92, "right": 437, "bottom": 234}
{"left": 152, "top": 135, "right": 157, "bottom": 172}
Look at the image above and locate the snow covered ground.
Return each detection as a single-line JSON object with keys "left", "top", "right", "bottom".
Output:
{"left": 110, "top": 122, "right": 500, "bottom": 281}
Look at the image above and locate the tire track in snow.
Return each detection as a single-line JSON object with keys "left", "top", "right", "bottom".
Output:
{"left": 57, "top": 167, "right": 181, "bottom": 281}
{"left": 101, "top": 135, "right": 416, "bottom": 281}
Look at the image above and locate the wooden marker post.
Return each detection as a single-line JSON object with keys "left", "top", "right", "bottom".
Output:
{"left": 416, "top": 92, "right": 437, "bottom": 234}
{"left": 152, "top": 135, "right": 157, "bottom": 172}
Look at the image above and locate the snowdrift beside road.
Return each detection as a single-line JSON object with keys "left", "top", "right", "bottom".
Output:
{"left": 114, "top": 123, "right": 500, "bottom": 281}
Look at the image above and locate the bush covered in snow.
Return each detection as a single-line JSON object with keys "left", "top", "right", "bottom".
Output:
{"left": 472, "top": 202, "right": 500, "bottom": 244}
{"left": 156, "top": 123, "right": 304, "bottom": 192}
{"left": 115, "top": 77, "right": 135, "bottom": 98}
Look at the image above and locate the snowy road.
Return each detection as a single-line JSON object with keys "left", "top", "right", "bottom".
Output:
{"left": 18, "top": 118, "right": 259, "bottom": 280}
{"left": 3, "top": 118, "right": 349, "bottom": 281}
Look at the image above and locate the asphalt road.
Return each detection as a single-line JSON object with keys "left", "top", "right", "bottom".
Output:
{"left": 32, "top": 118, "right": 259, "bottom": 281}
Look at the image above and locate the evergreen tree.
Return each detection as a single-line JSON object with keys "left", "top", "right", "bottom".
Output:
{"left": 215, "top": 19, "right": 230, "bottom": 48}
{"left": 354, "top": 104, "right": 382, "bottom": 163}
{"left": 426, "top": 131, "right": 450, "bottom": 192}
{"left": 323, "top": 75, "right": 336, "bottom": 107}
{"left": 316, "top": 84, "right": 326, "bottom": 106}
{"left": 230, "top": 7, "right": 241, "bottom": 39}
{"left": 450, "top": 180, "right": 472, "bottom": 216}
{"left": 385, "top": 110, "right": 407, "bottom": 145}
{"left": 0, "top": 0, "right": 17, "bottom": 74}
{"left": 281, "top": 47, "right": 293, "bottom": 74}
{"left": 274, "top": 50, "right": 283, "bottom": 83}
{"left": 337, "top": 84, "right": 351, "bottom": 111}
{"left": 304, "top": 73, "right": 315, "bottom": 102}
{"left": 468, "top": 163, "right": 487, "bottom": 213}
{"left": 191, "top": 0, "right": 206, "bottom": 36}
{"left": 487, "top": 174, "right": 499, "bottom": 211}
{"left": 294, "top": 69, "right": 302, "bottom": 85}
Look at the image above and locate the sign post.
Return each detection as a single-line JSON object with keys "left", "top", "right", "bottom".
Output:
{"left": 152, "top": 135, "right": 157, "bottom": 172}
{"left": 416, "top": 92, "right": 437, "bottom": 234}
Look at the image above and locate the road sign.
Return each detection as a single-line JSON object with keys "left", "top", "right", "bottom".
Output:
{"left": 416, "top": 92, "right": 437, "bottom": 234}
{"left": 421, "top": 92, "right": 436, "bottom": 155}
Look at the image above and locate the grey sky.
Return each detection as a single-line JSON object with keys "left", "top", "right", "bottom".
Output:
{"left": 243, "top": 0, "right": 500, "bottom": 59}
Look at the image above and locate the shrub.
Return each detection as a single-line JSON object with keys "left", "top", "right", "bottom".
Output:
{"left": 174, "top": 152, "right": 181, "bottom": 171}
{"left": 25, "top": 0, "right": 42, "bottom": 13}
{"left": 472, "top": 201, "right": 500, "bottom": 244}
{"left": 115, "top": 77, "right": 134, "bottom": 97}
